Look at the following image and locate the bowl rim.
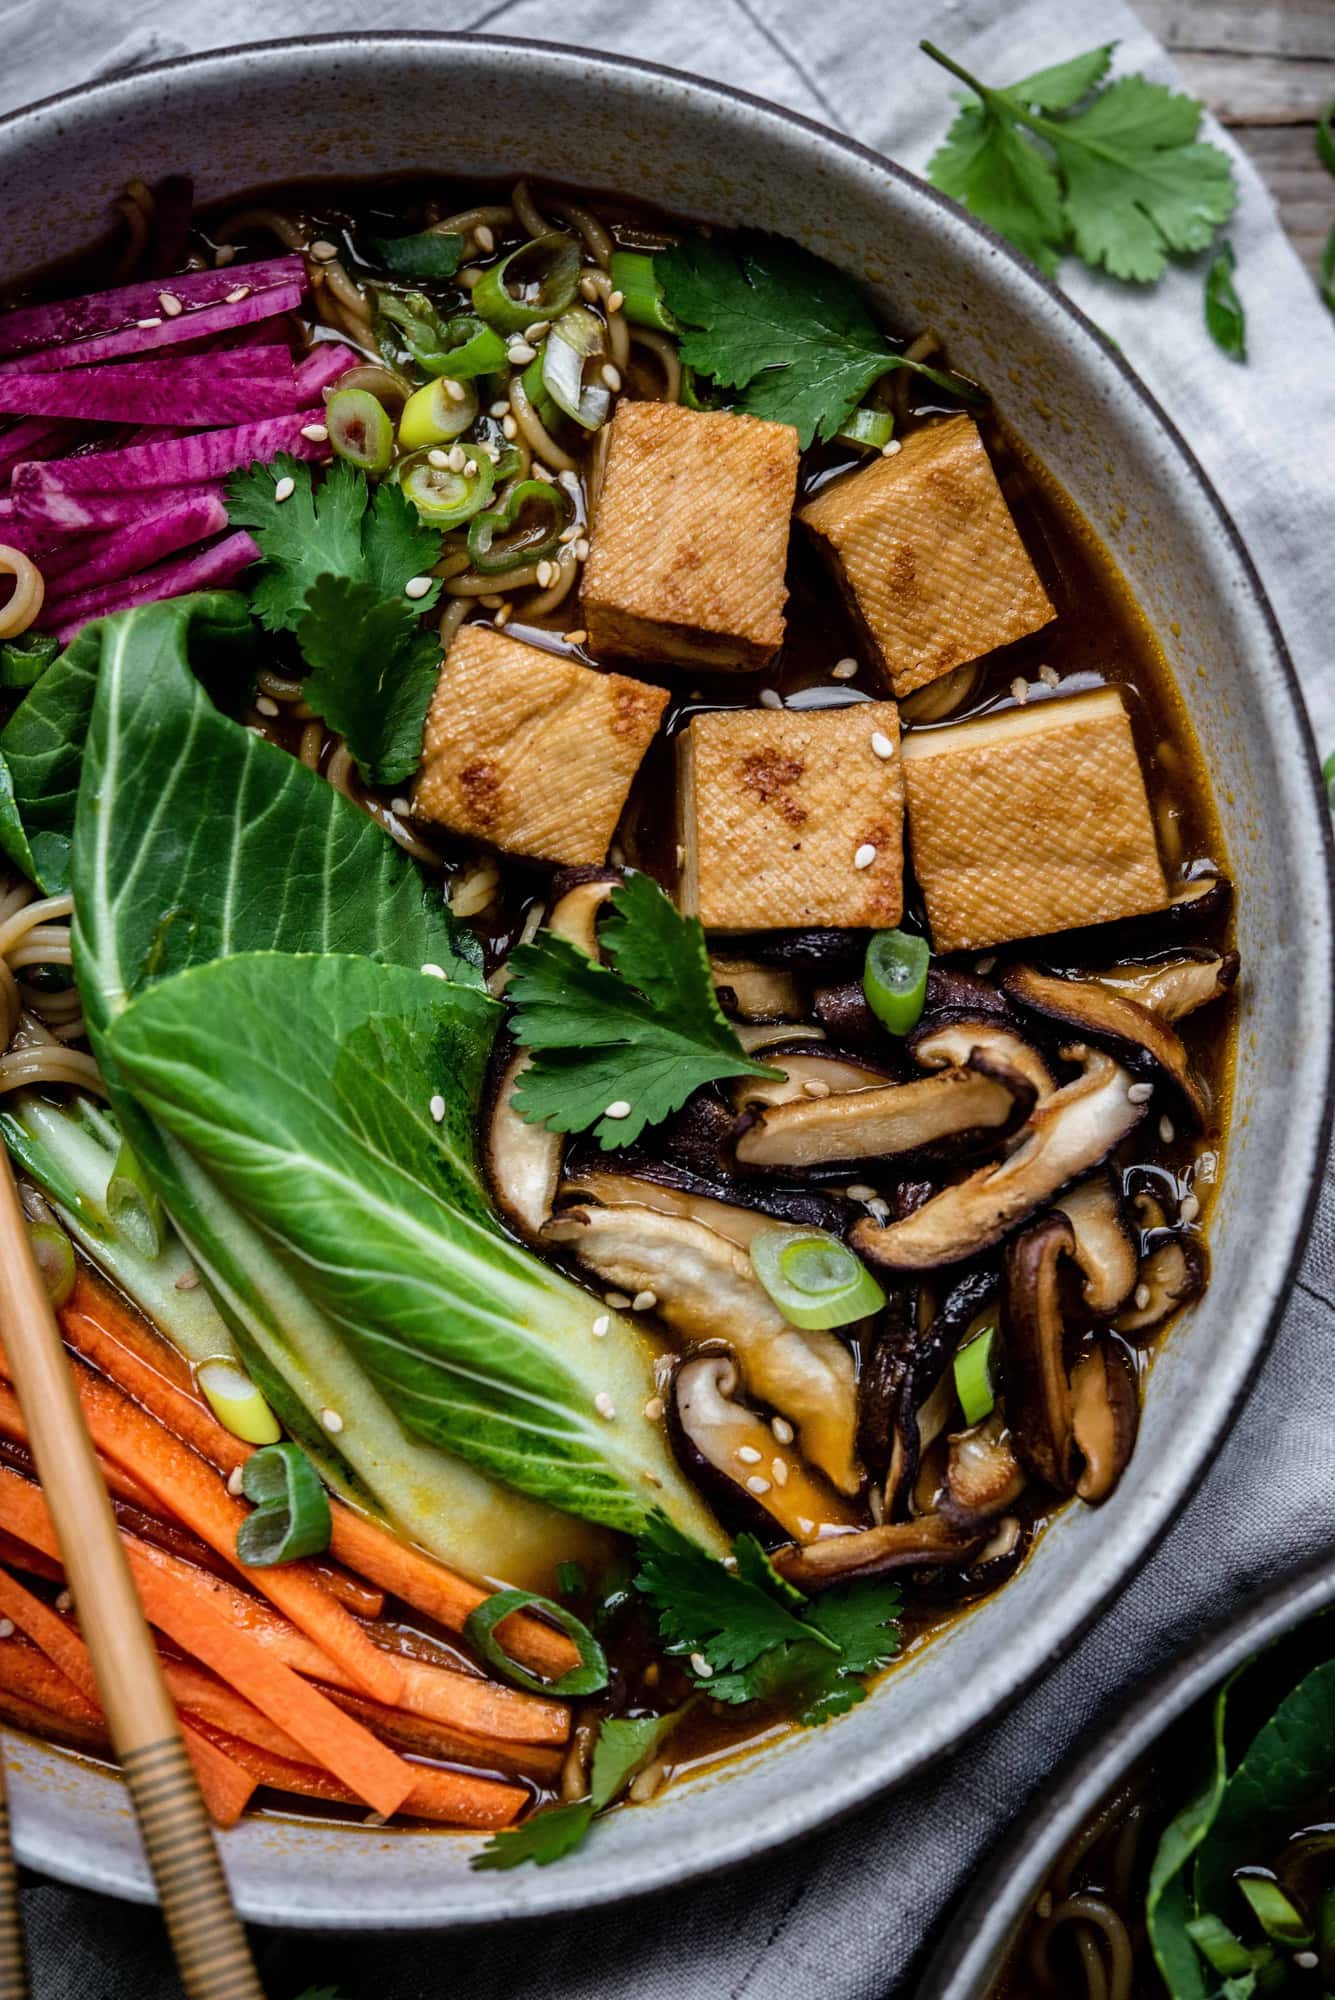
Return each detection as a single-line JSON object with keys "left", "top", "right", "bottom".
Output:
{"left": 915, "top": 1546, "right": 1335, "bottom": 1997}
{"left": 0, "top": 28, "right": 1332, "bottom": 1932}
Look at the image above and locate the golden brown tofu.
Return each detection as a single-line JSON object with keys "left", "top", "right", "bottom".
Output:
{"left": 901, "top": 688, "right": 1168, "bottom": 953}
{"left": 798, "top": 416, "right": 1054, "bottom": 697}
{"left": 413, "top": 625, "right": 668, "bottom": 867}
{"left": 581, "top": 401, "right": 800, "bottom": 671}
{"left": 678, "top": 703, "right": 904, "bottom": 931}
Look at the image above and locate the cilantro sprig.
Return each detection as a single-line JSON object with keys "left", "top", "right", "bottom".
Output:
{"left": 506, "top": 871, "right": 782, "bottom": 1149}
{"left": 226, "top": 456, "right": 443, "bottom": 786}
{"left": 473, "top": 1709, "right": 683, "bottom": 1871}
{"left": 658, "top": 236, "right": 982, "bottom": 447}
{"left": 923, "top": 40, "right": 1236, "bottom": 285}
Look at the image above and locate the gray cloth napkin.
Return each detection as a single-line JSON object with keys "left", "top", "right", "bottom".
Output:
{"left": 4, "top": 1, "right": 1334, "bottom": 1994}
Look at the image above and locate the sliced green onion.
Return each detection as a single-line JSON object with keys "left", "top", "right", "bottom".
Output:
{"left": 542, "top": 308, "right": 611, "bottom": 431}
{"left": 1235, "top": 1872, "right": 1313, "bottom": 1947}
{"left": 466, "top": 478, "right": 573, "bottom": 574}
{"left": 106, "top": 1136, "right": 164, "bottom": 1261}
{"left": 749, "top": 1223, "right": 885, "bottom": 1330}
{"left": 236, "top": 1441, "right": 331, "bottom": 1567}
{"left": 954, "top": 1325, "right": 997, "bottom": 1427}
{"left": 0, "top": 631, "right": 60, "bottom": 690}
{"left": 608, "top": 250, "right": 678, "bottom": 333}
{"left": 198, "top": 1358, "right": 282, "bottom": 1447}
{"left": 555, "top": 1560, "right": 586, "bottom": 1600}
{"left": 836, "top": 406, "right": 895, "bottom": 452}
{"left": 397, "top": 376, "right": 479, "bottom": 450}
{"left": 325, "top": 388, "right": 395, "bottom": 475}
{"left": 465, "top": 1588, "right": 608, "bottom": 1697}
{"left": 472, "top": 233, "right": 581, "bottom": 334}
{"left": 366, "top": 230, "right": 464, "bottom": 279}
{"left": 520, "top": 352, "right": 561, "bottom": 430}
{"left": 27, "top": 1221, "right": 75, "bottom": 1307}
{"left": 418, "top": 315, "right": 508, "bottom": 382}
{"left": 680, "top": 366, "right": 728, "bottom": 412}
{"left": 397, "top": 446, "right": 495, "bottom": 527}
{"left": 863, "top": 929, "right": 930, "bottom": 1037}
{"left": 1185, "top": 1913, "right": 1260, "bottom": 1977}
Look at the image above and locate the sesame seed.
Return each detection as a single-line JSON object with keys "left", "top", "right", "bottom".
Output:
{"left": 675, "top": 844, "right": 686, "bottom": 868}
{"left": 797, "top": 1516, "right": 815, "bottom": 1536}
{"left": 1127, "top": 1081, "right": 1154, "bottom": 1103}
{"left": 489, "top": 399, "right": 509, "bottom": 418}
{"left": 832, "top": 657, "right": 858, "bottom": 680}
{"left": 1295, "top": 1952, "right": 1319, "bottom": 1972}
{"left": 882, "top": 438, "right": 902, "bottom": 456}
{"left": 136, "top": 316, "right": 162, "bottom": 329}
{"left": 574, "top": 536, "right": 590, "bottom": 561}
{"left": 447, "top": 444, "right": 467, "bottom": 472}
{"left": 1159, "top": 1114, "right": 1175, "bottom": 1144}
{"left": 273, "top": 475, "right": 296, "bottom": 504}
{"left": 1196, "top": 1149, "right": 1219, "bottom": 1183}
{"left": 643, "top": 1396, "right": 665, "bottom": 1422}
{"left": 507, "top": 340, "right": 536, "bottom": 366}
{"left": 444, "top": 378, "right": 467, "bottom": 404}
{"left": 605, "top": 1290, "right": 631, "bottom": 1309}
{"left": 737, "top": 1446, "right": 763, "bottom": 1465}
{"left": 558, "top": 523, "right": 580, "bottom": 544}
{"left": 607, "top": 289, "right": 625, "bottom": 313}
{"left": 405, "top": 575, "right": 433, "bottom": 600}
{"left": 494, "top": 605, "right": 512, "bottom": 628}
{"left": 536, "top": 560, "right": 555, "bottom": 589}
{"left": 1179, "top": 1191, "right": 1201, "bottom": 1224}
{"left": 0, "top": 1620, "right": 13, "bottom": 1640}
{"left": 868, "top": 1198, "right": 891, "bottom": 1224}
{"left": 854, "top": 843, "right": 877, "bottom": 870}
{"left": 592, "top": 1314, "right": 610, "bottom": 1337}
{"left": 772, "top": 1417, "right": 795, "bottom": 1445}
{"left": 601, "top": 363, "right": 622, "bottom": 392}
{"left": 473, "top": 224, "right": 495, "bottom": 253}
{"left": 1039, "top": 664, "right": 1060, "bottom": 688}
{"left": 758, "top": 688, "right": 783, "bottom": 709}
{"left": 1068, "top": 1041, "right": 1089, "bottom": 1061}
{"left": 299, "top": 422, "right": 330, "bottom": 445}
{"left": 632, "top": 1289, "right": 658, "bottom": 1312}
{"left": 174, "top": 1268, "right": 200, "bottom": 1292}
{"left": 847, "top": 1182, "right": 878, "bottom": 1202}
{"left": 464, "top": 459, "right": 479, "bottom": 477}
{"left": 643, "top": 1470, "right": 663, "bottom": 1487}
{"left": 689, "top": 1652, "right": 713, "bottom": 1679}
{"left": 1010, "top": 677, "right": 1030, "bottom": 704}
{"left": 870, "top": 730, "right": 894, "bottom": 760}
{"left": 310, "top": 239, "right": 339, "bottom": 262}
{"left": 594, "top": 1391, "right": 617, "bottom": 1420}
{"left": 604, "top": 1099, "right": 632, "bottom": 1119}
{"left": 565, "top": 629, "right": 589, "bottom": 646}
{"left": 255, "top": 695, "right": 279, "bottom": 717}
{"left": 319, "top": 1407, "right": 344, "bottom": 1435}
{"left": 524, "top": 319, "right": 550, "bottom": 341}
{"left": 420, "top": 962, "right": 446, "bottom": 978}
{"left": 975, "top": 954, "right": 997, "bottom": 975}
{"left": 803, "top": 1078, "right": 832, "bottom": 1098}
{"left": 533, "top": 462, "right": 556, "bottom": 481}
{"left": 1134, "top": 1283, "right": 1152, "bottom": 1310}
{"left": 501, "top": 413, "right": 518, "bottom": 439}
{"left": 745, "top": 1474, "right": 772, "bottom": 1496}
{"left": 225, "top": 285, "right": 251, "bottom": 304}
{"left": 158, "top": 292, "right": 183, "bottom": 318}
{"left": 771, "top": 1459, "right": 789, "bottom": 1486}
{"left": 226, "top": 1466, "right": 246, "bottom": 1497}
{"left": 390, "top": 797, "right": 410, "bottom": 817}
{"left": 429, "top": 1093, "right": 446, "bottom": 1123}
{"left": 55, "top": 1591, "right": 72, "bottom": 1614}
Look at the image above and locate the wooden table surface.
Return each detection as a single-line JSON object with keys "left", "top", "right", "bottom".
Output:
{"left": 1137, "top": 0, "right": 1333, "bottom": 277}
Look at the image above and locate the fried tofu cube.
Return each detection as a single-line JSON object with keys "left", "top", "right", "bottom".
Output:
{"left": 678, "top": 703, "right": 904, "bottom": 931}
{"left": 798, "top": 415, "right": 1054, "bottom": 697}
{"left": 901, "top": 688, "right": 1168, "bottom": 953}
{"left": 581, "top": 401, "right": 800, "bottom": 672}
{"left": 413, "top": 625, "right": 668, "bottom": 867}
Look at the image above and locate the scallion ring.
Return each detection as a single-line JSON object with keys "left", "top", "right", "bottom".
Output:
{"left": 417, "top": 315, "right": 508, "bottom": 382}
{"left": 863, "top": 929, "right": 930, "bottom": 1036}
{"left": 465, "top": 1588, "right": 608, "bottom": 1697}
{"left": 398, "top": 447, "right": 496, "bottom": 527}
{"left": 953, "top": 1325, "right": 998, "bottom": 1427}
{"left": 198, "top": 1359, "right": 282, "bottom": 1447}
{"left": 325, "top": 388, "right": 396, "bottom": 476}
{"left": 235, "top": 1441, "right": 331, "bottom": 1567}
{"left": 106, "top": 1136, "right": 164, "bottom": 1261}
{"left": 608, "top": 249, "right": 678, "bottom": 333}
{"left": 472, "top": 233, "right": 581, "bottom": 334}
{"left": 836, "top": 406, "right": 895, "bottom": 452}
{"left": 466, "top": 478, "right": 574, "bottom": 574}
{"left": 398, "top": 376, "right": 479, "bottom": 450}
{"left": 749, "top": 1223, "right": 885, "bottom": 1330}
{"left": 542, "top": 307, "right": 611, "bottom": 431}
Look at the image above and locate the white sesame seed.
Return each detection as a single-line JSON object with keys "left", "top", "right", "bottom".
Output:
{"left": 771, "top": 1459, "right": 789, "bottom": 1486}
{"left": 1039, "top": 664, "right": 1060, "bottom": 688}
{"left": 772, "top": 1417, "right": 795, "bottom": 1445}
{"left": 745, "top": 1475, "right": 772, "bottom": 1496}
{"left": 1010, "top": 677, "right": 1030, "bottom": 704}
{"left": 607, "top": 289, "right": 625, "bottom": 314}
{"left": 803, "top": 1078, "right": 832, "bottom": 1098}
{"left": 404, "top": 575, "right": 433, "bottom": 600}
{"left": 473, "top": 224, "right": 495, "bottom": 253}
{"left": 854, "top": 843, "right": 877, "bottom": 870}
{"left": 574, "top": 537, "right": 590, "bottom": 562}
{"left": 174, "top": 1268, "right": 200, "bottom": 1292}
{"left": 632, "top": 1290, "right": 658, "bottom": 1312}
{"left": 464, "top": 458, "right": 479, "bottom": 477}
{"left": 1134, "top": 1282, "right": 1152, "bottom": 1310}
{"left": 847, "top": 1183, "right": 878, "bottom": 1202}
{"left": 1159, "top": 1114, "right": 1175, "bottom": 1144}
{"left": 975, "top": 954, "right": 997, "bottom": 975}
{"left": 136, "top": 316, "right": 162, "bottom": 329}
{"left": 158, "top": 292, "right": 183, "bottom": 318}
{"left": 558, "top": 523, "right": 580, "bottom": 544}
{"left": 689, "top": 1652, "right": 713, "bottom": 1679}
{"left": 501, "top": 413, "right": 518, "bottom": 439}
{"left": 310, "top": 239, "right": 339, "bottom": 262}
{"left": 1196, "top": 1149, "right": 1219, "bottom": 1183}
{"left": 533, "top": 462, "right": 556, "bottom": 481}
{"left": 832, "top": 657, "right": 858, "bottom": 680}
{"left": 319, "top": 1408, "right": 344, "bottom": 1436}
{"left": 389, "top": 797, "right": 410, "bottom": 817}
{"left": 1179, "top": 1191, "right": 1201, "bottom": 1224}
{"left": 1295, "top": 1952, "right": 1319, "bottom": 1972}
{"left": 493, "top": 605, "right": 512, "bottom": 628}
{"left": 758, "top": 688, "right": 783, "bottom": 709}
{"left": 524, "top": 319, "right": 550, "bottom": 341}
{"left": 507, "top": 340, "right": 536, "bottom": 367}
{"left": 255, "top": 695, "right": 279, "bottom": 717}
{"left": 870, "top": 730, "right": 894, "bottom": 760}
{"left": 564, "top": 629, "right": 589, "bottom": 647}
{"left": 225, "top": 285, "right": 251, "bottom": 304}
{"left": 605, "top": 1290, "right": 631, "bottom": 1309}
{"left": 643, "top": 1397, "right": 665, "bottom": 1422}
{"left": 429, "top": 1093, "right": 446, "bottom": 1123}
{"left": 882, "top": 438, "right": 902, "bottom": 456}
{"left": 1127, "top": 1081, "right": 1154, "bottom": 1103}
{"left": 594, "top": 1391, "right": 617, "bottom": 1420}
{"left": 737, "top": 1446, "right": 763, "bottom": 1465}
{"left": 601, "top": 363, "right": 622, "bottom": 392}
{"left": 604, "top": 1099, "right": 632, "bottom": 1120}
{"left": 55, "top": 1591, "right": 72, "bottom": 1614}
{"left": 579, "top": 273, "right": 599, "bottom": 300}
{"left": 0, "top": 1620, "right": 13, "bottom": 1640}
{"left": 300, "top": 421, "right": 330, "bottom": 443}
{"left": 536, "top": 560, "right": 555, "bottom": 589}
{"left": 868, "top": 1198, "right": 891, "bottom": 1224}
{"left": 675, "top": 844, "right": 687, "bottom": 868}
{"left": 443, "top": 378, "right": 467, "bottom": 404}
{"left": 273, "top": 475, "right": 296, "bottom": 504}
{"left": 592, "top": 1314, "right": 610, "bottom": 1337}
{"left": 420, "top": 962, "right": 447, "bottom": 979}
{"left": 446, "top": 444, "right": 467, "bottom": 473}
{"left": 227, "top": 1466, "right": 246, "bottom": 1497}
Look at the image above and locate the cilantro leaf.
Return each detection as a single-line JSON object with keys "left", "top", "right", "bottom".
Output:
{"left": 787, "top": 1582, "right": 903, "bottom": 1725}
{"left": 1204, "top": 242, "right": 1246, "bottom": 362}
{"left": 658, "top": 237, "right": 981, "bottom": 447}
{"left": 472, "top": 1709, "right": 684, "bottom": 1872}
{"left": 226, "top": 455, "right": 367, "bottom": 633}
{"left": 471, "top": 1799, "right": 595, "bottom": 1871}
{"left": 299, "top": 575, "right": 444, "bottom": 787}
{"left": 923, "top": 40, "right": 1237, "bottom": 285}
{"left": 362, "top": 478, "right": 445, "bottom": 604}
{"left": 366, "top": 230, "right": 464, "bottom": 278}
{"left": 590, "top": 1711, "right": 683, "bottom": 1808}
{"left": 507, "top": 871, "right": 781, "bottom": 1149}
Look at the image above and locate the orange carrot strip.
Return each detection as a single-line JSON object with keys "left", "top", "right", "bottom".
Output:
{"left": 178, "top": 1723, "right": 257, "bottom": 1828}
{"left": 323, "top": 1686, "right": 565, "bottom": 1786}
{"left": 0, "top": 1567, "right": 100, "bottom": 1703}
{"left": 204, "top": 1726, "right": 527, "bottom": 1830}
{"left": 0, "top": 1629, "right": 99, "bottom": 1724}
{"left": 0, "top": 1528, "right": 62, "bottom": 1582}
{"left": 62, "top": 1272, "right": 574, "bottom": 1678}
{"left": 0, "top": 1468, "right": 414, "bottom": 1819}
{"left": 0, "top": 1687, "right": 109, "bottom": 1753}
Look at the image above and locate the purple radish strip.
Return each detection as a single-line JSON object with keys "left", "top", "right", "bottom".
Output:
{"left": 13, "top": 484, "right": 224, "bottom": 533}
{"left": 40, "top": 529, "right": 261, "bottom": 638}
{"left": 295, "top": 343, "right": 359, "bottom": 401}
{"left": 12, "top": 413, "right": 326, "bottom": 517}
{"left": 0, "top": 353, "right": 298, "bottom": 427}
{"left": 0, "top": 284, "right": 305, "bottom": 374}
{"left": 0, "top": 507, "right": 67, "bottom": 560}
{"left": 40, "top": 491, "right": 229, "bottom": 592}
{"left": 0, "top": 418, "right": 83, "bottom": 482}
{"left": 0, "top": 256, "right": 305, "bottom": 358}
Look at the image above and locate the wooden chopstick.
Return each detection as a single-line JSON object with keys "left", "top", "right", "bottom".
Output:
{"left": 0, "top": 1150, "right": 264, "bottom": 2000}
{"left": 0, "top": 1744, "right": 28, "bottom": 2000}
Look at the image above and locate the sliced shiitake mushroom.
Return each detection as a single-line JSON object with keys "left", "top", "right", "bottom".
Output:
{"left": 733, "top": 1022, "right": 829, "bottom": 1056}
{"left": 867, "top": 1268, "right": 999, "bottom": 1520}
{"left": 915, "top": 1514, "right": 1028, "bottom": 1602}
{"left": 1003, "top": 1212, "right": 1079, "bottom": 1493}
{"left": 771, "top": 1512, "right": 988, "bottom": 1591}
{"left": 1055, "top": 1172, "right": 1138, "bottom": 1314}
{"left": 668, "top": 1353, "right": 859, "bottom": 1542}
{"left": 734, "top": 1054, "right": 1035, "bottom": 1172}
{"left": 728, "top": 1043, "right": 896, "bottom": 1112}
{"left": 852, "top": 1049, "right": 1149, "bottom": 1272}
{"left": 1002, "top": 963, "right": 1209, "bottom": 1127}
{"left": 1056, "top": 873, "right": 1232, "bottom": 959}
{"left": 483, "top": 1046, "right": 563, "bottom": 1245}
{"left": 1091, "top": 949, "right": 1239, "bottom": 1022}
{"left": 541, "top": 1201, "right": 862, "bottom": 1492}
{"left": 710, "top": 957, "right": 805, "bottom": 1022}
{"left": 1113, "top": 1217, "right": 1207, "bottom": 1338}
{"left": 940, "top": 1413, "right": 1026, "bottom": 1524}
{"left": 558, "top": 1160, "right": 852, "bottom": 1238}
{"left": 910, "top": 1017, "right": 1056, "bottom": 1104}
{"left": 813, "top": 980, "right": 882, "bottom": 1051}
{"left": 547, "top": 868, "right": 619, "bottom": 955}
{"left": 1070, "top": 1340, "right": 1140, "bottom": 1504}
{"left": 722, "top": 929, "right": 870, "bottom": 975}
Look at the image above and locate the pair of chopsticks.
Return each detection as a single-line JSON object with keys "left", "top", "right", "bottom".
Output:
{"left": 0, "top": 1150, "right": 265, "bottom": 2000}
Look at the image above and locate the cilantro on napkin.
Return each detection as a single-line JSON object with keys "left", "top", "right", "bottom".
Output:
{"left": 506, "top": 870, "right": 781, "bottom": 1149}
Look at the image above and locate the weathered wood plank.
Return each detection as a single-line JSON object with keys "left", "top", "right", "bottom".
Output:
{"left": 1232, "top": 124, "right": 1331, "bottom": 277}
{"left": 1170, "top": 50, "right": 1335, "bottom": 123}
{"left": 1138, "top": 0, "right": 1335, "bottom": 63}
